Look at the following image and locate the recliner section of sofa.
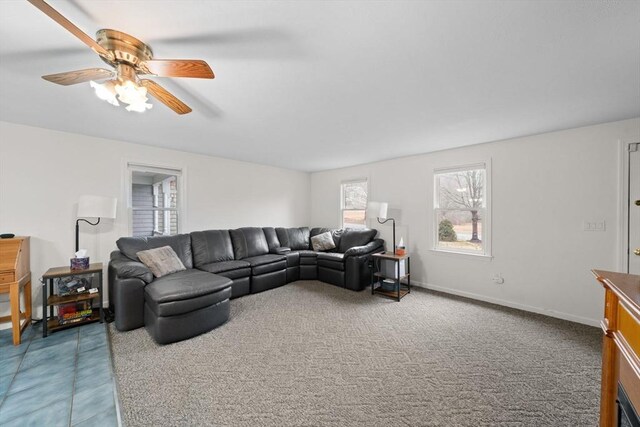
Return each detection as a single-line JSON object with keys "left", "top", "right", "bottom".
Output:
{"left": 109, "top": 225, "right": 384, "bottom": 343}
{"left": 230, "top": 227, "right": 287, "bottom": 293}
{"left": 191, "top": 229, "right": 251, "bottom": 298}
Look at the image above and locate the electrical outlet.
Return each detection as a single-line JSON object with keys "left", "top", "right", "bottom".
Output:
{"left": 583, "top": 221, "right": 606, "bottom": 231}
{"left": 492, "top": 273, "right": 504, "bottom": 284}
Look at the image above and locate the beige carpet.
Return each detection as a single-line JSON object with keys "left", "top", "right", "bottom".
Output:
{"left": 109, "top": 281, "right": 601, "bottom": 426}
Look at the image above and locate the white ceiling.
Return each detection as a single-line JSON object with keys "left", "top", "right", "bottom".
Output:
{"left": 1, "top": 1, "right": 638, "bottom": 172}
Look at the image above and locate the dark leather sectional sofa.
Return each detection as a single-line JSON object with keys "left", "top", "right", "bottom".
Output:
{"left": 109, "top": 226, "right": 384, "bottom": 343}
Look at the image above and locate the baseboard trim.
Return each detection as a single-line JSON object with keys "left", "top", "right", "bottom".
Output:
{"left": 411, "top": 281, "right": 600, "bottom": 328}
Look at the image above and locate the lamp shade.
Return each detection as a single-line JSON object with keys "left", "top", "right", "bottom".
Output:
{"left": 77, "top": 195, "right": 117, "bottom": 219}
{"left": 377, "top": 202, "right": 388, "bottom": 220}
{"left": 367, "top": 201, "right": 389, "bottom": 219}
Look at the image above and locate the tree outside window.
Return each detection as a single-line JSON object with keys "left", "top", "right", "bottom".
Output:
{"left": 434, "top": 164, "right": 489, "bottom": 255}
{"left": 341, "top": 180, "right": 368, "bottom": 229}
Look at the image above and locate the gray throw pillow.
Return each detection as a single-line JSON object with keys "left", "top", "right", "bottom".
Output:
{"left": 311, "top": 231, "right": 336, "bottom": 252}
{"left": 136, "top": 246, "right": 186, "bottom": 278}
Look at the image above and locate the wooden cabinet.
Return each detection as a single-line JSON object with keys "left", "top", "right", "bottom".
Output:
{"left": 0, "top": 237, "right": 32, "bottom": 345}
{"left": 593, "top": 270, "right": 640, "bottom": 426}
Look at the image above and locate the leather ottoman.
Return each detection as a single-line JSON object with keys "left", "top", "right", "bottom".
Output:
{"left": 143, "top": 269, "right": 232, "bottom": 344}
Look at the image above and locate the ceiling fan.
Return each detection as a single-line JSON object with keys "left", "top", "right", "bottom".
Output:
{"left": 27, "top": 0, "right": 215, "bottom": 114}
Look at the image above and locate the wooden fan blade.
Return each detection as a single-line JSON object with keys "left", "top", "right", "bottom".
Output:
{"left": 140, "top": 80, "right": 192, "bottom": 115}
{"left": 139, "top": 60, "right": 214, "bottom": 79}
{"left": 27, "top": 0, "right": 112, "bottom": 60}
{"left": 42, "top": 68, "right": 113, "bottom": 85}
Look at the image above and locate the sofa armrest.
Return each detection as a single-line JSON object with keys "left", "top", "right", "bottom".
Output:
{"left": 343, "top": 239, "right": 384, "bottom": 257}
{"left": 112, "top": 277, "right": 146, "bottom": 331}
{"left": 271, "top": 247, "right": 291, "bottom": 255}
{"left": 109, "top": 251, "right": 153, "bottom": 284}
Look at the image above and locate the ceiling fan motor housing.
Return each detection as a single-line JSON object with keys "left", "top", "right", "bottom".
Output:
{"left": 96, "top": 29, "right": 153, "bottom": 69}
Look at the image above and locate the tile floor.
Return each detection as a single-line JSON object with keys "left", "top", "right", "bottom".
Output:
{"left": 0, "top": 321, "right": 121, "bottom": 426}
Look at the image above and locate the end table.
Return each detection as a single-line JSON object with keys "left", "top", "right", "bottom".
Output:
{"left": 42, "top": 263, "right": 103, "bottom": 337}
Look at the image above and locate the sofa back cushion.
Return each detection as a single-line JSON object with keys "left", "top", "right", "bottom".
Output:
{"left": 262, "top": 227, "right": 280, "bottom": 252}
{"left": 339, "top": 228, "right": 377, "bottom": 252}
{"left": 190, "top": 230, "right": 235, "bottom": 267}
{"left": 276, "top": 227, "right": 310, "bottom": 250}
{"left": 310, "top": 228, "right": 343, "bottom": 253}
{"left": 230, "top": 227, "right": 269, "bottom": 259}
{"left": 116, "top": 234, "right": 193, "bottom": 269}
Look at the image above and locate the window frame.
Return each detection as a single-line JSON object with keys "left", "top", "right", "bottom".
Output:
{"left": 340, "top": 178, "right": 368, "bottom": 229}
{"left": 125, "top": 162, "right": 185, "bottom": 237}
{"left": 432, "top": 161, "right": 492, "bottom": 257}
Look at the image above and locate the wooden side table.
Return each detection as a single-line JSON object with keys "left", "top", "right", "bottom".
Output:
{"left": 371, "top": 252, "right": 411, "bottom": 301}
{"left": 42, "top": 263, "right": 104, "bottom": 337}
{"left": 0, "top": 237, "right": 32, "bottom": 345}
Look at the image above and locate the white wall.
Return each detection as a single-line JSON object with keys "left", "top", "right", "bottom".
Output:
{"left": 0, "top": 122, "right": 310, "bottom": 321}
{"left": 311, "top": 118, "right": 640, "bottom": 326}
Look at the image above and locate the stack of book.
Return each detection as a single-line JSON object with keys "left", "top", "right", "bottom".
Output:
{"left": 58, "top": 301, "right": 92, "bottom": 325}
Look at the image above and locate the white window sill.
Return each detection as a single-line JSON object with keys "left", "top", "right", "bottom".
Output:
{"left": 429, "top": 248, "right": 493, "bottom": 261}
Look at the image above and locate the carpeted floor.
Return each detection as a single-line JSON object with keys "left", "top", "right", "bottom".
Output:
{"left": 108, "top": 281, "right": 601, "bottom": 426}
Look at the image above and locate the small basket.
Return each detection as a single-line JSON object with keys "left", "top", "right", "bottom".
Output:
{"left": 70, "top": 257, "right": 90, "bottom": 270}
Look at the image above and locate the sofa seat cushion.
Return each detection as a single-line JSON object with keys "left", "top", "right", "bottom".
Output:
{"left": 198, "top": 260, "right": 250, "bottom": 274}
{"left": 244, "top": 254, "right": 286, "bottom": 275}
{"left": 244, "top": 254, "right": 286, "bottom": 267}
{"left": 145, "top": 269, "right": 232, "bottom": 317}
{"left": 317, "top": 252, "right": 345, "bottom": 271}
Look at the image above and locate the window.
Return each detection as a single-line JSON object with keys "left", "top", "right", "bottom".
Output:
{"left": 434, "top": 163, "right": 490, "bottom": 256}
{"left": 341, "top": 179, "right": 368, "bottom": 229}
{"left": 128, "top": 164, "right": 182, "bottom": 237}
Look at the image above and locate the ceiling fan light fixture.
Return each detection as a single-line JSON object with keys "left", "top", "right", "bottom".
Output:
{"left": 89, "top": 79, "right": 119, "bottom": 106}
{"left": 125, "top": 101, "right": 153, "bottom": 113}
{"left": 115, "top": 80, "right": 152, "bottom": 112}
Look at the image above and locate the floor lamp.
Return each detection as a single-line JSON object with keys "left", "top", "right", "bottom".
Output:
{"left": 369, "top": 202, "right": 396, "bottom": 254}
{"left": 76, "top": 195, "right": 117, "bottom": 252}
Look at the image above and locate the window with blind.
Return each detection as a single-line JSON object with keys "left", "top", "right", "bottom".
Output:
{"left": 128, "top": 163, "right": 182, "bottom": 237}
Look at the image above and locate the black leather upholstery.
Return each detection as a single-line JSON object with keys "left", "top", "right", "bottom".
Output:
{"left": 339, "top": 229, "right": 378, "bottom": 252}
{"left": 230, "top": 227, "right": 269, "bottom": 259}
{"left": 112, "top": 276, "right": 146, "bottom": 331}
{"left": 251, "top": 269, "right": 286, "bottom": 293}
{"left": 276, "top": 227, "right": 310, "bottom": 250}
{"left": 117, "top": 234, "right": 194, "bottom": 269}
{"left": 284, "top": 251, "right": 300, "bottom": 267}
{"left": 109, "top": 251, "right": 153, "bottom": 284}
{"left": 197, "top": 260, "right": 250, "bottom": 274}
{"left": 142, "top": 269, "right": 232, "bottom": 344}
{"left": 145, "top": 269, "right": 231, "bottom": 306}
{"left": 190, "top": 230, "right": 235, "bottom": 266}
{"left": 262, "top": 227, "right": 280, "bottom": 253}
{"left": 218, "top": 275, "right": 250, "bottom": 298}
{"left": 243, "top": 254, "right": 286, "bottom": 267}
{"left": 318, "top": 267, "right": 345, "bottom": 287}
{"left": 286, "top": 266, "right": 300, "bottom": 283}
{"left": 297, "top": 250, "right": 318, "bottom": 265}
{"left": 145, "top": 299, "right": 229, "bottom": 345}
{"left": 310, "top": 228, "right": 343, "bottom": 252}
{"left": 244, "top": 254, "right": 286, "bottom": 275}
{"left": 147, "top": 286, "right": 231, "bottom": 317}
{"left": 317, "top": 253, "right": 345, "bottom": 271}
{"left": 300, "top": 265, "right": 317, "bottom": 280}
{"left": 344, "top": 239, "right": 385, "bottom": 257}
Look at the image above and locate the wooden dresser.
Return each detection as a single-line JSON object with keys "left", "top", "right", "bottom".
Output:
{"left": 593, "top": 269, "right": 640, "bottom": 426}
{"left": 0, "top": 236, "right": 32, "bottom": 345}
